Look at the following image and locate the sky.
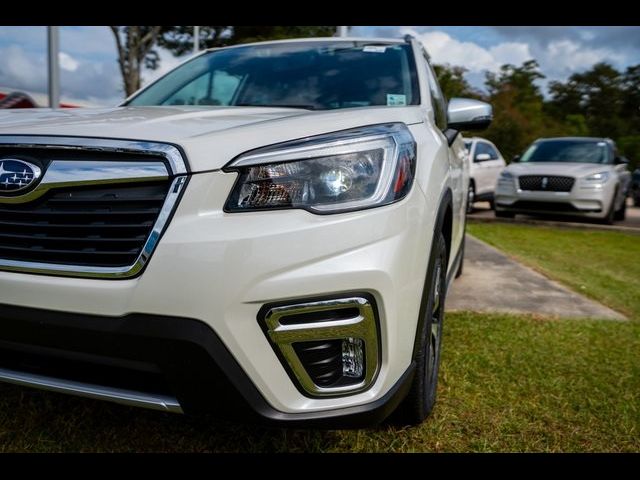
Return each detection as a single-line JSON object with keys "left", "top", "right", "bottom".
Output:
{"left": 1, "top": 26, "right": 639, "bottom": 106}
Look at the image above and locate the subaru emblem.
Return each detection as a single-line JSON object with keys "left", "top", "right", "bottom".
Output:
{"left": 0, "top": 158, "right": 42, "bottom": 193}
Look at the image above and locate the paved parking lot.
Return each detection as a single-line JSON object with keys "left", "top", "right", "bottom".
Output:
{"left": 447, "top": 235, "right": 626, "bottom": 320}
{"left": 469, "top": 198, "right": 640, "bottom": 231}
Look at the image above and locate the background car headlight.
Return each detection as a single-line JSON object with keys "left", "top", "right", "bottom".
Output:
{"left": 499, "top": 170, "right": 513, "bottom": 179}
{"left": 224, "top": 123, "right": 416, "bottom": 214}
{"left": 584, "top": 171, "right": 610, "bottom": 183}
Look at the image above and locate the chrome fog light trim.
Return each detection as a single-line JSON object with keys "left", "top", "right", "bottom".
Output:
{"left": 261, "top": 295, "right": 380, "bottom": 397}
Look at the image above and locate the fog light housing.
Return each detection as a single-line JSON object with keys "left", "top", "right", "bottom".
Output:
{"left": 260, "top": 295, "right": 380, "bottom": 397}
{"left": 342, "top": 337, "right": 364, "bottom": 378}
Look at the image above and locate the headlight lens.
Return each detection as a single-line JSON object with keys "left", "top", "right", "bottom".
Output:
{"left": 584, "top": 171, "right": 610, "bottom": 183}
{"left": 224, "top": 123, "right": 416, "bottom": 214}
{"left": 499, "top": 170, "right": 513, "bottom": 179}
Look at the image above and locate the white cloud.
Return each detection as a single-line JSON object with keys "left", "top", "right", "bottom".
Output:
{"left": 59, "top": 52, "right": 79, "bottom": 72}
{"left": 401, "top": 28, "right": 533, "bottom": 74}
{"left": 539, "top": 40, "right": 625, "bottom": 75}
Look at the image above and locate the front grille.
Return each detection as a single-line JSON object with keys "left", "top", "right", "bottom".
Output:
{"left": 0, "top": 181, "right": 171, "bottom": 268}
{"left": 519, "top": 175, "right": 575, "bottom": 192}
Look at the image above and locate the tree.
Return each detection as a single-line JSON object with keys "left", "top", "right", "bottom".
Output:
{"left": 547, "top": 63, "right": 626, "bottom": 139}
{"left": 433, "top": 64, "right": 482, "bottom": 100}
{"left": 158, "top": 26, "right": 338, "bottom": 57}
{"left": 482, "top": 60, "right": 553, "bottom": 160}
{"left": 110, "top": 26, "right": 162, "bottom": 97}
{"left": 157, "top": 26, "right": 232, "bottom": 55}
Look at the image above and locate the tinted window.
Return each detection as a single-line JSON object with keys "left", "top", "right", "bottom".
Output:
{"left": 521, "top": 140, "right": 611, "bottom": 164}
{"left": 475, "top": 142, "right": 498, "bottom": 161}
{"left": 129, "top": 42, "right": 420, "bottom": 110}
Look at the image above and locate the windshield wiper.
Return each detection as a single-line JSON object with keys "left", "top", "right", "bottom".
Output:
{"left": 235, "top": 103, "right": 317, "bottom": 111}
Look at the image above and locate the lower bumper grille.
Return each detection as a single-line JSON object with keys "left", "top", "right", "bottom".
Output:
{"left": 498, "top": 200, "right": 601, "bottom": 213}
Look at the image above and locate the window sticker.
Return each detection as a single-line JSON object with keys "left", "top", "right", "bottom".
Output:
{"left": 363, "top": 46, "right": 387, "bottom": 53}
{"left": 387, "top": 94, "right": 407, "bottom": 106}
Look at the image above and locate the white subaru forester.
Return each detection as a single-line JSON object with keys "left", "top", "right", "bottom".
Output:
{"left": 0, "top": 37, "right": 491, "bottom": 426}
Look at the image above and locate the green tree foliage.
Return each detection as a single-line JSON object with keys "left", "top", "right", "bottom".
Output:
{"left": 439, "top": 59, "right": 640, "bottom": 170}
{"left": 158, "top": 26, "right": 337, "bottom": 55}
{"left": 433, "top": 64, "right": 482, "bottom": 99}
{"left": 480, "top": 60, "right": 565, "bottom": 160}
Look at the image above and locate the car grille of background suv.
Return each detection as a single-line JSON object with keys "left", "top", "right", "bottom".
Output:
{"left": 518, "top": 175, "right": 575, "bottom": 192}
{"left": 0, "top": 137, "right": 188, "bottom": 278}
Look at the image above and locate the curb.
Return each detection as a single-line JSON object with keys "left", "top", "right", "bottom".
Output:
{"left": 467, "top": 216, "right": 640, "bottom": 235}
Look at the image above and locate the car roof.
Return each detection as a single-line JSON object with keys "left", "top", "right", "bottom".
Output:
{"left": 535, "top": 137, "right": 613, "bottom": 144}
{"left": 206, "top": 37, "right": 406, "bottom": 52}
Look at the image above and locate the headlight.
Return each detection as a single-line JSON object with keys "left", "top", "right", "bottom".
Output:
{"left": 584, "top": 171, "right": 610, "bottom": 183}
{"left": 499, "top": 170, "right": 513, "bottom": 179}
{"left": 224, "top": 123, "right": 416, "bottom": 214}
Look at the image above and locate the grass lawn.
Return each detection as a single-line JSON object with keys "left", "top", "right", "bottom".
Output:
{"left": 0, "top": 312, "right": 637, "bottom": 452}
{"left": 468, "top": 222, "right": 640, "bottom": 320}
{"left": 0, "top": 223, "right": 638, "bottom": 452}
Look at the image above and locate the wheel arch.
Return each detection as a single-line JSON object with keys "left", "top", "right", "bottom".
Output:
{"left": 411, "top": 188, "right": 453, "bottom": 359}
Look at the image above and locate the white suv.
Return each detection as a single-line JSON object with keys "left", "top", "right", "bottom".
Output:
{"left": 463, "top": 137, "right": 506, "bottom": 212}
{"left": 495, "top": 137, "right": 631, "bottom": 224}
{"left": 0, "top": 37, "right": 491, "bottom": 426}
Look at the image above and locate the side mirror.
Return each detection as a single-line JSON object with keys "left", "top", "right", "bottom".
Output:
{"left": 614, "top": 156, "right": 629, "bottom": 165}
{"left": 475, "top": 153, "right": 491, "bottom": 162}
{"left": 512, "top": 155, "right": 521, "bottom": 163}
{"left": 447, "top": 98, "right": 493, "bottom": 131}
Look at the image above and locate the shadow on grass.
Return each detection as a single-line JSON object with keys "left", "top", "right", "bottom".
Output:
{"left": 0, "top": 383, "right": 391, "bottom": 452}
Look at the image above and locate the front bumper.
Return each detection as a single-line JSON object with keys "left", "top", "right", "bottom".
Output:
{"left": 494, "top": 178, "right": 614, "bottom": 218}
{"left": 0, "top": 170, "right": 433, "bottom": 419}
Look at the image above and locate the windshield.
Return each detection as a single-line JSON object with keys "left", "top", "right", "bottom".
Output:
{"left": 520, "top": 140, "right": 611, "bottom": 164}
{"left": 127, "top": 41, "right": 420, "bottom": 110}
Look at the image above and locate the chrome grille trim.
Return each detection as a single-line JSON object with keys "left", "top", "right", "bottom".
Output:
{"left": 0, "top": 136, "right": 189, "bottom": 279}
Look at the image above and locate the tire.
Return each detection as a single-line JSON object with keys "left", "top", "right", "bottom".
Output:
{"left": 488, "top": 198, "right": 496, "bottom": 210}
{"left": 466, "top": 183, "right": 475, "bottom": 214}
{"left": 614, "top": 196, "right": 627, "bottom": 221}
{"left": 634, "top": 194, "right": 640, "bottom": 207}
{"left": 455, "top": 234, "right": 465, "bottom": 278}
{"left": 601, "top": 189, "right": 617, "bottom": 225}
{"left": 495, "top": 210, "right": 515, "bottom": 219}
{"left": 396, "top": 231, "right": 448, "bottom": 424}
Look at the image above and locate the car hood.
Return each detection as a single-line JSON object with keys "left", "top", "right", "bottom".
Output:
{"left": 0, "top": 106, "right": 424, "bottom": 172}
{"left": 505, "top": 162, "right": 612, "bottom": 178}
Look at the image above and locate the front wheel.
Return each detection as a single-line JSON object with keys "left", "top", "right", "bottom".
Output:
{"left": 614, "top": 196, "right": 627, "bottom": 221}
{"left": 396, "top": 232, "right": 447, "bottom": 424}
{"left": 466, "top": 184, "right": 475, "bottom": 214}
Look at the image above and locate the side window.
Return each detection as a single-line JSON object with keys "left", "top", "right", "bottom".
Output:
{"left": 422, "top": 53, "right": 448, "bottom": 130}
{"left": 474, "top": 142, "right": 498, "bottom": 161}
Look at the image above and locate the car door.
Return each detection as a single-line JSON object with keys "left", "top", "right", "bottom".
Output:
{"left": 421, "top": 49, "right": 465, "bottom": 259}
{"left": 483, "top": 141, "right": 506, "bottom": 195}
{"left": 472, "top": 141, "right": 495, "bottom": 196}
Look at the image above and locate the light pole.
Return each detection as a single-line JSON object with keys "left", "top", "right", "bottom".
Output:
{"left": 47, "top": 26, "right": 60, "bottom": 108}
{"left": 194, "top": 26, "right": 200, "bottom": 54}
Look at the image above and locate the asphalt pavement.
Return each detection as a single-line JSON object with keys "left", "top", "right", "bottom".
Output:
{"left": 468, "top": 198, "right": 640, "bottom": 231}
{"left": 446, "top": 235, "right": 626, "bottom": 320}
